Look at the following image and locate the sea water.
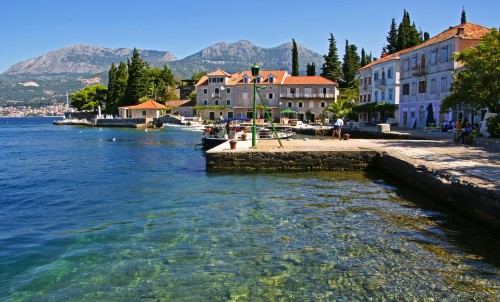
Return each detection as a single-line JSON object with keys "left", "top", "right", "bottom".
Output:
{"left": 0, "top": 117, "right": 498, "bottom": 301}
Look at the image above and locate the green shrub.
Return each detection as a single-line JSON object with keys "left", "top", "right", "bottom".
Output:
{"left": 486, "top": 115, "right": 500, "bottom": 138}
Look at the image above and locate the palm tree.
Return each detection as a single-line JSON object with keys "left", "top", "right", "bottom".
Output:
{"left": 324, "top": 100, "right": 350, "bottom": 120}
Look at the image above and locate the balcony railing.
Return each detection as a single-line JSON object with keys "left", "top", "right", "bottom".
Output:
{"left": 374, "top": 79, "right": 387, "bottom": 88}
{"left": 280, "top": 93, "right": 336, "bottom": 99}
{"left": 411, "top": 65, "right": 427, "bottom": 76}
{"left": 211, "top": 93, "right": 220, "bottom": 99}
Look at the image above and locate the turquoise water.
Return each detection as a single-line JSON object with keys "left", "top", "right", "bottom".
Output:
{"left": 0, "top": 117, "right": 499, "bottom": 301}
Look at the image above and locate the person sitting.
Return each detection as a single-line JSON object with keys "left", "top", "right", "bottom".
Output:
{"left": 457, "top": 122, "right": 472, "bottom": 143}
{"left": 332, "top": 117, "right": 344, "bottom": 140}
{"left": 465, "top": 123, "right": 480, "bottom": 144}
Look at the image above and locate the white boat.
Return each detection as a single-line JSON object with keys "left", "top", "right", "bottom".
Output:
{"left": 164, "top": 122, "right": 207, "bottom": 131}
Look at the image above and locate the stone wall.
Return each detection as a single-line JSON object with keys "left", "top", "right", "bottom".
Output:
{"left": 206, "top": 150, "right": 380, "bottom": 171}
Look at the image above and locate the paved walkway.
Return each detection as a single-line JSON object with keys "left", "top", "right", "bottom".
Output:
{"left": 222, "top": 127, "right": 499, "bottom": 190}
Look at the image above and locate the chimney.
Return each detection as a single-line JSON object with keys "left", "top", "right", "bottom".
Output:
{"left": 457, "top": 27, "right": 465, "bottom": 36}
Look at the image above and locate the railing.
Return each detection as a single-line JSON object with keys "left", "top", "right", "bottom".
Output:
{"left": 374, "top": 79, "right": 387, "bottom": 87}
{"left": 211, "top": 93, "right": 220, "bottom": 99}
{"left": 411, "top": 65, "right": 426, "bottom": 76}
{"left": 280, "top": 93, "right": 336, "bottom": 99}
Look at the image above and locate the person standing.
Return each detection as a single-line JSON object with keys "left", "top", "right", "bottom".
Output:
{"left": 332, "top": 117, "right": 344, "bottom": 140}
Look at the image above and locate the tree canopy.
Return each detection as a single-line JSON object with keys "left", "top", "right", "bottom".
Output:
{"left": 69, "top": 84, "right": 107, "bottom": 111}
{"left": 441, "top": 28, "right": 500, "bottom": 113}
{"left": 341, "top": 40, "right": 361, "bottom": 88}
{"left": 306, "top": 63, "right": 316, "bottom": 76}
{"left": 321, "top": 33, "right": 343, "bottom": 83}
{"left": 384, "top": 10, "right": 427, "bottom": 54}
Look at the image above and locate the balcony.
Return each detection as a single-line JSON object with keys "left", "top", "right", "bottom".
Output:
{"left": 374, "top": 79, "right": 387, "bottom": 88}
{"left": 280, "top": 93, "right": 337, "bottom": 99}
{"left": 411, "top": 65, "right": 427, "bottom": 76}
{"left": 211, "top": 93, "right": 220, "bottom": 99}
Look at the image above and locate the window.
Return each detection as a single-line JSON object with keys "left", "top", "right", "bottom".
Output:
{"left": 267, "top": 93, "right": 274, "bottom": 99}
{"left": 381, "top": 90, "right": 385, "bottom": 101}
{"left": 410, "top": 111, "right": 415, "bottom": 118}
{"left": 374, "top": 72, "right": 379, "bottom": 81}
{"left": 368, "top": 77, "right": 372, "bottom": 85}
{"left": 203, "top": 89, "right": 207, "bottom": 94}
{"left": 431, "top": 50, "right": 437, "bottom": 66}
{"left": 226, "top": 88, "right": 231, "bottom": 93}
{"left": 418, "top": 80, "right": 427, "bottom": 93}
{"left": 226, "top": 100, "right": 231, "bottom": 106}
{"left": 374, "top": 91, "right": 379, "bottom": 102}
{"left": 269, "top": 76, "right": 275, "bottom": 83}
{"left": 320, "top": 102, "right": 326, "bottom": 108}
{"left": 243, "top": 77, "right": 249, "bottom": 83}
{"left": 411, "top": 56, "right": 417, "bottom": 68}
{"left": 214, "top": 88, "right": 220, "bottom": 94}
{"left": 243, "top": 92, "right": 248, "bottom": 100}
{"left": 403, "top": 58, "right": 409, "bottom": 71}
{"left": 430, "top": 79, "right": 436, "bottom": 93}
{"left": 214, "top": 100, "right": 219, "bottom": 105}
{"left": 441, "top": 76, "right": 448, "bottom": 92}
{"left": 203, "top": 99, "right": 208, "bottom": 105}
{"left": 219, "top": 77, "right": 223, "bottom": 83}
{"left": 440, "top": 46, "right": 449, "bottom": 63}
{"left": 322, "top": 88, "right": 327, "bottom": 94}
{"left": 402, "top": 83, "right": 410, "bottom": 95}
{"left": 368, "top": 94, "right": 371, "bottom": 102}
{"left": 387, "top": 68, "right": 393, "bottom": 79}
{"left": 411, "top": 82, "right": 417, "bottom": 95}
{"left": 142, "top": 110, "right": 147, "bottom": 116}
{"left": 360, "top": 78, "right": 363, "bottom": 86}
{"left": 388, "top": 88, "right": 393, "bottom": 100}
{"left": 298, "top": 102, "right": 303, "bottom": 108}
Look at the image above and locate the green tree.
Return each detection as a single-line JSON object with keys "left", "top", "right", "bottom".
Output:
{"left": 106, "top": 63, "right": 118, "bottom": 112}
{"left": 124, "top": 48, "right": 148, "bottom": 106}
{"left": 306, "top": 63, "right": 316, "bottom": 76}
{"left": 385, "top": 18, "right": 398, "bottom": 54}
{"left": 321, "top": 33, "right": 343, "bottom": 82}
{"left": 461, "top": 7, "right": 467, "bottom": 24}
{"left": 441, "top": 28, "right": 500, "bottom": 113}
{"left": 69, "top": 84, "right": 107, "bottom": 111}
{"left": 191, "top": 71, "right": 207, "bottom": 81}
{"left": 114, "top": 61, "right": 128, "bottom": 108}
{"left": 341, "top": 41, "right": 361, "bottom": 88}
{"left": 292, "top": 39, "right": 299, "bottom": 76}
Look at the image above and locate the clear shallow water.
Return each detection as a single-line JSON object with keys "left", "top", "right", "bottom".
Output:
{"left": 0, "top": 117, "right": 499, "bottom": 301}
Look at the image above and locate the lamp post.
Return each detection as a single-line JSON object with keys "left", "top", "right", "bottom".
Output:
{"left": 251, "top": 63, "right": 259, "bottom": 148}
{"left": 279, "top": 102, "right": 282, "bottom": 125}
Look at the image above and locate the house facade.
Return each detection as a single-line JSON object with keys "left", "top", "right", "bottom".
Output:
{"left": 398, "top": 22, "right": 490, "bottom": 128}
{"left": 118, "top": 100, "right": 167, "bottom": 121}
{"left": 357, "top": 22, "right": 490, "bottom": 128}
{"left": 195, "top": 69, "right": 339, "bottom": 123}
{"left": 357, "top": 51, "right": 403, "bottom": 124}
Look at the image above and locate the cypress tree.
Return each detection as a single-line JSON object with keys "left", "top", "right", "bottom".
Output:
{"left": 106, "top": 63, "right": 117, "bottom": 112}
{"left": 321, "top": 33, "right": 342, "bottom": 82}
{"left": 461, "top": 7, "right": 467, "bottom": 24}
{"left": 124, "top": 48, "right": 148, "bottom": 105}
{"left": 306, "top": 63, "right": 316, "bottom": 76}
{"left": 385, "top": 18, "right": 398, "bottom": 54}
{"left": 341, "top": 41, "right": 360, "bottom": 88}
{"left": 115, "top": 61, "right": 128, "bottom": 107}
{"left": 361, "top": 48, "right": 367, "bottom": 67}
{"left": 292, "top": 39, "right": 299, "bottom": 76}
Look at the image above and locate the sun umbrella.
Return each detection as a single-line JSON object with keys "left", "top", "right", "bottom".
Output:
{"left": 280, "top": 108, "right": 297, "bottom": 114}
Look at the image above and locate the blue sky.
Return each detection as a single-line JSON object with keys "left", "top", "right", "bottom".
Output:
{"left": 1, "top": 0, "right": 499, "bottom": 73}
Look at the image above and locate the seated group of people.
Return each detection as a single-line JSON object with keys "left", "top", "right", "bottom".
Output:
{"left": 455, "top": 122, "right": 481, "bottom": 144}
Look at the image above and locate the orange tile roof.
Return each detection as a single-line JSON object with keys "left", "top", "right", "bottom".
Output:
{"left": 207, "top": 69, "right": 232, "bottom": 77}
{"left": 283, "top": 76, "right": 338, "bottom": 86}
{"left": 195, "top": 75, "right": 208, "bottom": 86}
{"left": 119, "top": 100, "right": 166, "bottom": 109}
{"left": 359, "top": 22, "right": 491, "bottom": 71}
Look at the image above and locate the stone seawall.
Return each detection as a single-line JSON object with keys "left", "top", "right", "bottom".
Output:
{"left": 206, "top": 150, "right": 379, "bottom": 171}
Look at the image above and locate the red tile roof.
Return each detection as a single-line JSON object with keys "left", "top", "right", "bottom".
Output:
{"left": 283, "top": 76, "right": 338, "bottom": 86}
{"left": 119, "top": 100, "right": 166, "bottom": 109}
{"left": 207, "top": 69, "right": 232, "bottom": 77}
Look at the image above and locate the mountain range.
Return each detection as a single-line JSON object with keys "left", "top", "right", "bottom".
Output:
{"left": 0, "top": 41, "right": 325, "bottom": 105}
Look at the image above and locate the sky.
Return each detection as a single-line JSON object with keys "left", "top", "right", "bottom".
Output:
{"left": 1, "top": 0, "right": 499, "bottom": 73}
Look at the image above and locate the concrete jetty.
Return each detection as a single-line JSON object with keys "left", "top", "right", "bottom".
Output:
{"left": 206, "top": 129, "right": 500, "bottom": 235}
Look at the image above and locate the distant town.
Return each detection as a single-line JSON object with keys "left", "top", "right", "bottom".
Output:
{"left": 0, "top": 103, "right": 68, "bottom": 117}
